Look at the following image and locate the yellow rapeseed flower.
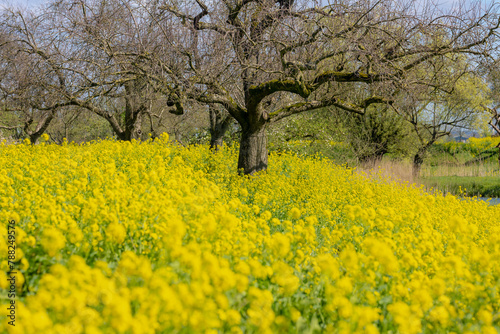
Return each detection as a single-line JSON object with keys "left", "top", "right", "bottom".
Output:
{"left": 40, "top": 228, "right": 66, "bottom": 257}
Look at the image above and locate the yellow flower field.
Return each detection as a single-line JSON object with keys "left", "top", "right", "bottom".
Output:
{"left": 439, "top": 136, "right": 500, "bottom": 156}
{"left": 0, "top": 136, "right": 499, "bottom": 334}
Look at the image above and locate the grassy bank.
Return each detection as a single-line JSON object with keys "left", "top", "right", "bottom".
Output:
{"left": 353, "top": 157, "right": 500, "bottom": 198}
{"left": 419, "top": 140, "right": 500, "bottom": 197}
{"left": 422, "top": 176, "right": 500, "bottom": 198}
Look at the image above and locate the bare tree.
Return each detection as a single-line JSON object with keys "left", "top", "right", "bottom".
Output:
{"left": 396, "top": 60, "right": 491, "bottom": 177}
{"left": 142, "top": 0, "right": 500, "bottom": 174}
{"left": 46, "top": 0, "right": 159, "bottom": 141}
{"left": 0, "top": 0, "right": 179, "bottom": 143}
{"left": 482, "top": 57, "right": 500, "bottom": 168}
{"left": 2, "top": 0, "right": 498, "bottom": 159}
{"left": 0, "top": 7, "right": 67, "bottom": 143}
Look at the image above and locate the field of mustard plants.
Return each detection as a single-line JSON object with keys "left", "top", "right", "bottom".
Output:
{"left": 1, "top": 136, "right": 499, "bottom": 334}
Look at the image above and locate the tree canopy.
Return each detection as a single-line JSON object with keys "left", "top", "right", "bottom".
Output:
{"left": 1, "top": 0, "right": 499, "bottom": 173}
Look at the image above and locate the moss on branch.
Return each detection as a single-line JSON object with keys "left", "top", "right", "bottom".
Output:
{"left": 248, "top": 79, "right": 311, "bottom": 110}
{"left": 313, "top": 71, "right": 383, "bottom": 87}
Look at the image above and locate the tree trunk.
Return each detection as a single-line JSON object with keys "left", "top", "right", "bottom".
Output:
{"left": 210, "top": 133, "right": 224, "bottom": 151}
{"left": 130, "top": 111, "right": 143, "bottom": 140}
{"left": 27, "top": 111, "right": 54, "bottom": 144}
{"left": 209, "top": 106, "right": 232, "bottom": 151}
{"left": 123, "top": 103, "right": 143, "bottom": 141}
{"left": 412, "top": 151, "right": 425, "bottom": 179}
{"left": 29, "top": 132, "right": 42, "bottom": 145}
{"left": 238, "top": 125, "right": 268, "bottom": 175}
{"left": 122, "top": 81, "right": 144, "bottom": 141}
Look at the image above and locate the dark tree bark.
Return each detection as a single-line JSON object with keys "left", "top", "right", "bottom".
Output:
{"left": 25, "top": 111, "right": 55, "bottom": 144}
{"left": 123, "top": 101, "right": 143, "bottom": 140}
{"left": 412, "top": 139, "right": 436, "bottom": 178}
{"left": 238, "top": 124, "right": 268, "bottom": 175}
{"left": 120, "top": 81, "right": 146, "bottom": 141}
{"left": 124, "top": 111, "right": 143, "bottom": 141}
{"left": 412, "top": 150, "right": 426, "bottom": 179}
{"left": 209, "top": 105, "right": 232, "bottom": 151}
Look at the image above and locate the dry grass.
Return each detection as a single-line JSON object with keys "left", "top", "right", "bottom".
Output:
{"left": 356, "top": 158, "right": 418, "bottom": 186}
{"left": 356, "top": 157, "right": 500, "bottom": 191}
{"left": 420, "top": 161, "right": 500, "bottom": 178}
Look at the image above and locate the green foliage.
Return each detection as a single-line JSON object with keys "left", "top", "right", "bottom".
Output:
{"left": 188, "top": 121, "right": 241, "bottom": 147}
{"left": 428, "top": 137, "right": 500, "bottom": 162}
{"left": 340, "top": 105, "right": 415, "bottom": 163}
{"left": 449, "top": 72, "right": 492, "bottom": 135}
{"left": 267, "top": 105, "right": 422, "bottom": 165}
{"left": 267, "top": 109, "right": 357, "bottom": 163}
{"left": 47, "top": 111, "right": 114, "bottom": 144}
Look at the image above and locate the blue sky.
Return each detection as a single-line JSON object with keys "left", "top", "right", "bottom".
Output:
{"left": 1, "top": 0, "right": 47, "bottom": 10}
{"left": 0, "top": 0, "right": 492, "bottom": 12}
